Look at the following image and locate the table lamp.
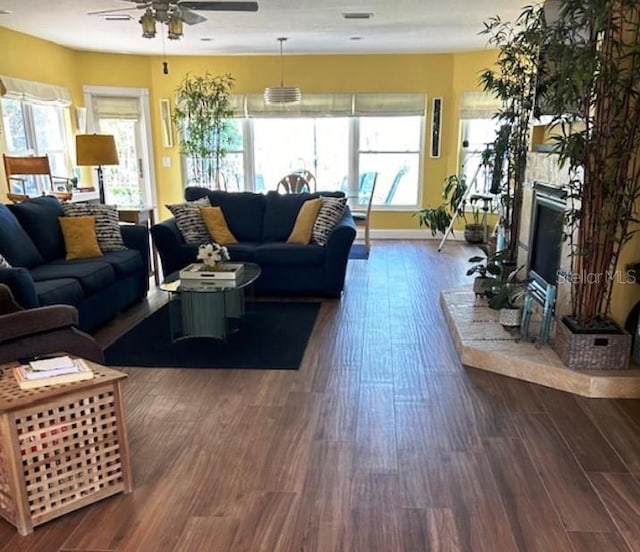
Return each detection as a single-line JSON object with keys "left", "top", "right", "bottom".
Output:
{"left": 75, "top": 134, "right": 119, "bottom": 204}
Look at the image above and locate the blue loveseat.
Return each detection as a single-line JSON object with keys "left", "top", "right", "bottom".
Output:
{"left": 0, "top": 196, "right": 150, "bottom": 331}
{"left": 151, "top": 188, "right": 356, "bottom": 297}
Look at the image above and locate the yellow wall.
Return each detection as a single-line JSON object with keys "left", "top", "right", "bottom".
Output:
{"left": 0, "top": 26, "right": 497, "bottom": 228}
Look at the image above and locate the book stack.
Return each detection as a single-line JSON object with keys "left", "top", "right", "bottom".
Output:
{"left": 14, "top": 356, "right": 94, "bottom": 390}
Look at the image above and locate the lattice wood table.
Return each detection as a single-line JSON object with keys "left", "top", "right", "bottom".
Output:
{"left": 0, "top": 360, "right": 132, "bottom": 535}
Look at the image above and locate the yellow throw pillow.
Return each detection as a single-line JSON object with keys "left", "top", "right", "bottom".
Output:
{"left": 59, "top": 216, "right": 103, "bottom": 260}
{"left": 287, "top": 198, "right": 322, "bottom": 245}
{"left": 200, "top": 206, "right": 238, "bottom": 245}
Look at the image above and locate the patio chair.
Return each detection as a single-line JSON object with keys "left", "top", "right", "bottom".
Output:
{"left": 3, "top": 154, "right": 73, "bottom": 203}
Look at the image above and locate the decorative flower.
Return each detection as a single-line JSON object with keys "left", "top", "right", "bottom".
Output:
{"left": 197, "top": 242, "right": 230, "bottom": 268}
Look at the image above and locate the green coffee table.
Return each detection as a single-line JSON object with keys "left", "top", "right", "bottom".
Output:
{"left": 160, "top": 262, "right": 261, "bottom": 340}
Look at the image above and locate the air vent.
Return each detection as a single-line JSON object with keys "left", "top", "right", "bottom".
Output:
{"left": 342, "top": 12, "right": 373, "bottom": 20}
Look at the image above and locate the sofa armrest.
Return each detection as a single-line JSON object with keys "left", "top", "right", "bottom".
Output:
{"left": 0, "top": 268, "right": 39, "bottom": 309}
{"left": 151, "top": 219, "right": 187, "bottom": 277}
{"left": 322, "top": 207, "right": 357, "bottom": 296}
{"left": 121, "top": 224, "right": 151, "bottom": 277}
{"left": 0, "top": 305, "right": 78, "bottom": 343}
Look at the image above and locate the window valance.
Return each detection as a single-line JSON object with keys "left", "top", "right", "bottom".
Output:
{"left": 0, "top": 75, "right": 72, "bottom": 107}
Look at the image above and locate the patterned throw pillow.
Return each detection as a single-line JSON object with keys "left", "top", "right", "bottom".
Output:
{"left": 166, "top": 197, "right": 211, "bottom": 245}
{"left": 0, "top": 253, "right": 11, "bottom": 269}
{"left": 312, "top": 197, "right": 347, "bottom": 246}
{"left": 62, "top": 204, "right": 126, "bottom": 252}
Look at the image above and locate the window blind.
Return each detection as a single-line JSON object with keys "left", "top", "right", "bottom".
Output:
{"left": 459, "top": 91, "right": 501, "bottom": 119}
{"left": 0, "top": 75, "right": 72, "bottom": 107}
{"left": 352, "top": 93, "right": 425, "bottom": 116}
{"left": 237, "top": 93, "right": 425, "bottom": 118}
{"left": 93, "top": 96, "right": 140, "bottom": 119}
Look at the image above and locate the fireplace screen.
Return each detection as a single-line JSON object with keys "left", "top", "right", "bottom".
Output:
{"left": 529, "top": 187, "right": 565, "bottom": 289}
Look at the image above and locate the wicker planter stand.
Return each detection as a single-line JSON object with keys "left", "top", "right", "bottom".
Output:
{"left": 0, "top": 360, "right": 132, "bottom": 535}
{"left": 553, "top": 316, "right": 632, "bottom": 371}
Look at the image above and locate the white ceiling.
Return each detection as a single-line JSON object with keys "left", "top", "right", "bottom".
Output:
{"left": 0, "top": 0, "right": 524, "bottom": 56}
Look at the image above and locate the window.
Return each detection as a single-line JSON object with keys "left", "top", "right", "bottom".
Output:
{"left": 0, "top": 76, "right": 72, "bottom": 197}
{"left": 458, "top": 91, "right": 502, "bottom": 196}
{"left": 460, "top": 118, "right": 502, "bottom": 196}
{"left": 180, "top": 93, "right": 425, "bottom": 209}
{"left": 358, "top": 116, "right": 421, "bottom": 206}
{"left": 253, "top": 118, "right": 349, "bottom": 193}
{"left": 1, "top": 100, "right": 70, "bottom": 196}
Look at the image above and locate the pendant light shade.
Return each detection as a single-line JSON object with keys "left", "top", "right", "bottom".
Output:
{"left": 264, "top": 37, "right": 301, "bottom": 105}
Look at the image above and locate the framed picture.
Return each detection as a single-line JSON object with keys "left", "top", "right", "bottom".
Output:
{"left": 160, "top": 99, "right": 173, "bottom": 148}
{"left": 430, "top": 97, "right": 443, "bottom": 158}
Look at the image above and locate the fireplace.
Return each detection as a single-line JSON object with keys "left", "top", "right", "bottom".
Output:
{"left": 528, "top": 183, "right": 566, "bottom": 302}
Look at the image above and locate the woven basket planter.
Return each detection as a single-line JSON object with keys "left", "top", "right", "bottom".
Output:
{"left": 553, "top": 316, "right": 632, "bottom": 371}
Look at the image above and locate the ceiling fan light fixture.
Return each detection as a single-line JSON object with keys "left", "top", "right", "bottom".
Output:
{"left": 167, "top": 11, "right": 183, "bottom": 40}
{"left": 264, "top": 37, "right": 301, "bottom": 105}
{"left": 140, "top": 9, "right": 156, "bottom": 39}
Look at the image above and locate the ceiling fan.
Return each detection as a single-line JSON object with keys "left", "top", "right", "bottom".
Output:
{"left": 88, "top": 1, "right": 259, "bottom": 39}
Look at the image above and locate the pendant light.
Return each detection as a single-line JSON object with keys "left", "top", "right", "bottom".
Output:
{"left": 264, "top": 37, "right": 301, "bottom": 105}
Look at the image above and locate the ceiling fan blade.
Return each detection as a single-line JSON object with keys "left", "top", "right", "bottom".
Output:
{"left": 180, "top": 8, "right": 207, "bottom": 25}
{"left": 87, "top": 6, "right": 139, "bottom": 16}
{"left": 178, "top": 1, "right": 259, "bottom": 12}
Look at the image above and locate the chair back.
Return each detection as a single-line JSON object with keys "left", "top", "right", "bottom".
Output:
{"left": 276, "top": 173, "right": 312, "bottom": 194}
{"left": 3, "top": 154, "right": 72, "bottom": 202}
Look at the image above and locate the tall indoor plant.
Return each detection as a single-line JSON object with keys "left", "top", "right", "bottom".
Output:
{"left": 173, "top": 72, "right": 236, "bottom": 189}
{"left": 478, "top": 5, "right": 547, "bottom": 262}
{"left": 542, "top": 0, "right": 640, "bottom": 369}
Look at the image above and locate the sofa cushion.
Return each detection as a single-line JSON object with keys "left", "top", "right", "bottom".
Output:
{"left": 59, "top": 216, "right": 103, "bottom": 260}
{"left": 185, "top": 188, "right": 266, "bottom": 242}
{"left": 100, "top": 250, "right": 144, "bottom": 278}
{"left": 167, "top": 197, "right": 211, "bottom": 245}
{"left": 34, "top": 278, "right": 84, "bottom": 307}
{"left": 31, "top": 260, "right": 116, "bottom": 295}
{"left": 62, "top": 203, "right": 126, "bottom": 252}
{"left": 287, "top": 198, "right": 322, "bottom": 245}
{"left": 226, "top": 242, "right": 260, "bottom": 263}
{"left": 254, "top": 243, "right": 325, "bottom": 266}
{"left": 312, "top": 197, "right": 347, "bottom": 246}
{"left": 263, "top": 192, "right": 321, "bottom": 242}
{"left": 8, "top": 196, "right": 66, "bottom": 261}
{"left": 200, "top": 206, "right": 238, "bottom": 245}
{"left": 0, "top": 204, "right": 44, "bottom": 268}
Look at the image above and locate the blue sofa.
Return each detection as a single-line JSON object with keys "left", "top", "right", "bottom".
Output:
{"left": 0, "top": 196, "right": 150, "bottom": 331}
{"left": 151, "top": 188, "right": 356, "bottom": 297}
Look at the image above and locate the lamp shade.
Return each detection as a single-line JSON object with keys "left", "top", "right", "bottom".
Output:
{"left": 76, "top": 134, "right": 119, "bottom": 166}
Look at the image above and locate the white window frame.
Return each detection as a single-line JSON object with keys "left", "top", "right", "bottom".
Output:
{"left": 180, "top": 93, "right": 425, "bottom": 210}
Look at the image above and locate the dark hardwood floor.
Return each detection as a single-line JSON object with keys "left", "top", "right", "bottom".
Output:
{"left": 2, "top": 241, "right": 640, "bottom": 551}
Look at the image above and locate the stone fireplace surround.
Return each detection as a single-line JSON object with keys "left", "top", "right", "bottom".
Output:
{"left": 440, "top": 153, "right": 640, "bottom": 398}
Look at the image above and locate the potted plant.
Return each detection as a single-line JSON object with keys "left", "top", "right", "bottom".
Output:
{"left": 467, "top": 245, "right": 510, "bottom": 295}
{"left": 541, "top": 0, "right": 640, "bottom": 370}
{"left": 173, "top": 72, "right": 236, "bottom": 189}
{"left": 415, "top": 174, "right": 487, "bottom": 243}
{"left": 485, "top": 269, "right": 529, "bottom": 327}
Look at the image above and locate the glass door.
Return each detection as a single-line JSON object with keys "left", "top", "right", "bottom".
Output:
{"left": 84, "top": 86, "right": 156, "bottom": 209}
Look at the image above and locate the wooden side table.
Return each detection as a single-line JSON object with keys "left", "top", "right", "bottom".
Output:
{"left": 118, "top": 207, "right": 160, "bottom": 285}
{"left": 0, "top": 361, "right": 132, "bottom": 535}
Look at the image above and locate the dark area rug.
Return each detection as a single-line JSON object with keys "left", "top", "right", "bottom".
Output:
{"left": 104, "top": 301, "right": 321, "bottom": 370}
{"left": 349, "top": 244, "right": 369, "bottom": 260}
